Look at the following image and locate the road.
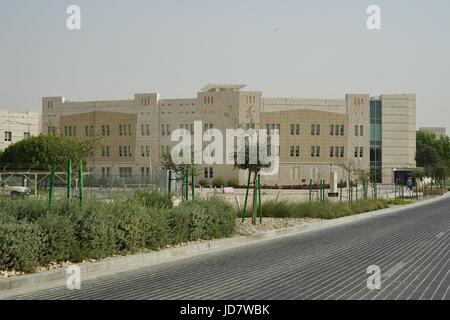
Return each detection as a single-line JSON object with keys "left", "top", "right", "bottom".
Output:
{"left": 8, "top": 196, "right": 450, "bottom": 300}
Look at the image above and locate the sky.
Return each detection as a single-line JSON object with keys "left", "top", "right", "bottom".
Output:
{"left": 0, "top": 0, "right": 449, "bottom": 132}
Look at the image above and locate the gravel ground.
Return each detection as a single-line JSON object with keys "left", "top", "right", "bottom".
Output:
{"left": 235, "top": 217, "right": 325, "bottom": 235}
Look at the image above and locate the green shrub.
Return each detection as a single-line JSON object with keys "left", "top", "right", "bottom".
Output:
{"left": 132, "top": 190, "right": 173, "bottom": 209}
{"left": 37, "top": 212, "right": 78, "bottom": 264}
{"left": 262, "top": 199, "right": 389, "bottom": 219}
{"left": 226, "top": 178, "right": 240, "bottom": 188}
{"left": 166, "top": 206, "right": 192, "bottom": 245}
{"left": 71, "top": 201, "right": 117, "bottom": 261}
{"left": 198, "top": 179, "right": 209, "bottom": 187}
{"left": 0, "top": 222, "right": 43, "bottom": 272}
{"left": 0, "top": 195, "right": 237, "bottom": 273}
{"left": 212, "top": 177, "right": 225, "bottom": 188}
{"left": 141, "top": 208, "right": 169, "bottom": 250}
{"left": 113, "top": 200, "right": 148, "bottom": 253}
{"left": 0, "top": 198, "right": 49, "bottom": 222}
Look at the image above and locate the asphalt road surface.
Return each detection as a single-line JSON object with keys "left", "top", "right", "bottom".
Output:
{"left": 8, "top": 196, "right": 450, "bottom": 300}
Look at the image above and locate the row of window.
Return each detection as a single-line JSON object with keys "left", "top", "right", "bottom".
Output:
{"left": 101, "top": 167, "right": 152, "bottom": 178}
{"left": 118, "top": 146, "right": 133, "bottom": 157}
{"left": 203, "top": 96, "right": 214, "bottom": 105}
{"left": 4, "top": 131, "right": 31, "bottom": 142}
{"left": 288, "top": 146, "right": 350, "bottom": 158}
{"left": 245, "top": 95, "right": 257, "bottom": 104}
{"left": 141, "top": 97, "right": 151, "bottom": 106}
{"left": 329, "top": 124, "right": 345, "bottom": 136}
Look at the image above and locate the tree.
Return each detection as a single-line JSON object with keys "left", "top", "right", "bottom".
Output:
{"left": 0, "top": 135, "right": 101, "bottom": 171}
{"left": 416, "top": 131, "right": 450, "bottom": 186}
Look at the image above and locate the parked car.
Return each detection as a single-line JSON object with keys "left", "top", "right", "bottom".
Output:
{"left": 1, "top": 182, "right": 31, "bottom": 197}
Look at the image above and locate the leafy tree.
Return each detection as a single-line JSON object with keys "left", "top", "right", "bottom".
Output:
{"left": 0, "top": 135, "right": 101, "bottom": 171}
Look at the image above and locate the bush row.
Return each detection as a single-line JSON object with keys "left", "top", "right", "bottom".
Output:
{"left": 261, "top": 199, "right": 389, "bottom": 220}
{"left": 0, "top": 193, "right": 235, "bottom": 273}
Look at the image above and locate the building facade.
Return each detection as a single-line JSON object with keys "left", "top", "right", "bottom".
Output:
{"left": 42, "top": 85, "right": 416, "bottom": 185}
{"left": 0, "top": 109, "right": 41, "bottom": 151}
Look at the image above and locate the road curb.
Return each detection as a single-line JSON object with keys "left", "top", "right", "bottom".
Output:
{"left": 1, "top": 193, "right": 448, "bottom": 296}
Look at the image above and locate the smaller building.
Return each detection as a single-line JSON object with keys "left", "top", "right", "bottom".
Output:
{"left": 0, "top": 109, "right": 41, "bottom": 151}
{"left": 419, "top": 127, "right": 447, "bottom": 138}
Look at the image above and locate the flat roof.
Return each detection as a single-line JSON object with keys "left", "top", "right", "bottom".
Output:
{"left": 200, "top": 84, "right": 246, "bottom": 92}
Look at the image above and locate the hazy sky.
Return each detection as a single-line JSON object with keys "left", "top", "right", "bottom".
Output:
{"left": 1, "top": 0, "right": 449, "bottom": 132}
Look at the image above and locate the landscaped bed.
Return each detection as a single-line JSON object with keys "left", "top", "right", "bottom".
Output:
{"left": 0, "top": 191, "right": 235, "bottom": 275}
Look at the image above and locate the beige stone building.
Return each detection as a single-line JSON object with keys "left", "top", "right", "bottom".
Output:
{"left": 42, "top": 84, "right": 416, "bottom": 185}
{"left": 0, "top": 109, "right": 41, "bottom": 151}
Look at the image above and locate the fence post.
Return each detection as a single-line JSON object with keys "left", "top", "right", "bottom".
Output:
{"left": 257, "top": 174, "right": 262, "bottom": 223}
{"left": 79, "top": 161, "right": 83, "bottom": 206}
{"left": 167, "top": 170, "right": 172, "bottom": 199}
{"left": 184, "top": 170, "right": 189, "bottom": 201}
{"left": 191, "top": 168, "right": 195, "bottom": 200}
{"left": 241, "top": 172, "right": 251, "bottom": 222}
{"left": 66, "top": 159, "right": 72, "bottom": 200}
{"left": 49, "top": 162, "right": 55, "bottom": 208}
{"left": 309, "top": 179, "right": 312, "bottom": 205}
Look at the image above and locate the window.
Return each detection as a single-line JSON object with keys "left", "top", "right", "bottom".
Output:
{"left": 340, "top": 125, "right": 344, "bottom": 136}
{"left": 119, "top": 146, "right": 123, "bottom": 157}
{"left": 295, "top": 146, "right": 300, "bottom": 157}
{"left": 101, "top": 146, "right": 110, "bottom": 157}
{"left": 119, "top": 167, "right": 132, "bottom": 178}
{"left": 140, "top": 167, "right": 150, "bottom": 177}
{"left": 63, "top": 126, "right": 76, "bottom": 137}
{"left": 101, "top": 125, "right": 110, "bottom": 136}
{"left": 141, "top": 145, "right": 150, "bottom": 157}
{"left": 290, "top": 146, "right": 295, "bottom": 157}
{"left": 166, "top": 124, "right": 170, "bottom": 136}
{"left": 311, "top": 146, "right": 315, "bottom": 157}
{"left": 161, "top": 124, "right": 165, "bottom": 136}
{"left": 340, "top": 146, "right": 345, "bottom": 158}
{"left": 359, "top": 146, "right": 364, "bottom": 158}
{"left": 290, "top": 124, "right": 295, "bottom": 136}
{"left": 295, "top": 124, "right": 300, "bottom": 135}
{"left": 335, "top": 125, "right": 340, "bottom": 136}
{"left": 315, "top": 146, "right": 320, "bottom": 157}
{"left": 335, "top": 146, "right": 340, "bottom": 158}
{"left": 119, "top": 125, "right": 123, "bottom": 136}
{"left": 355, "top": 146, "right": 359, "bottom": 158}
{"left": 203, "top": 167, "right": 214, "bottom": 179}
{"left": 48, "top": 127, "right": 56, "bottom": 136}
{"left": 102, "top": 167, "right": 111, "bottom": 178}
{"left": 311, "top": 124, "right": 320, "bottom": 136}
{"left": 355, "top": 125, "right": 363, "bottom": 137}
{"left": 4, "top": 131, "right": 12, "bottom": 142}
{"left": 85, "top": 125, "right": 93, "bottom": 136}
{"left": 24, "top": 132, "right": 31, "bottom": 139}
{"left": 330, "top": 146, "right": 334, "bottom": 157}
{"left": 330, "top": 124, "right": 334, "bottom": 136}
{"left": 204, "top": 123, "right": 214, "bottom": 131}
